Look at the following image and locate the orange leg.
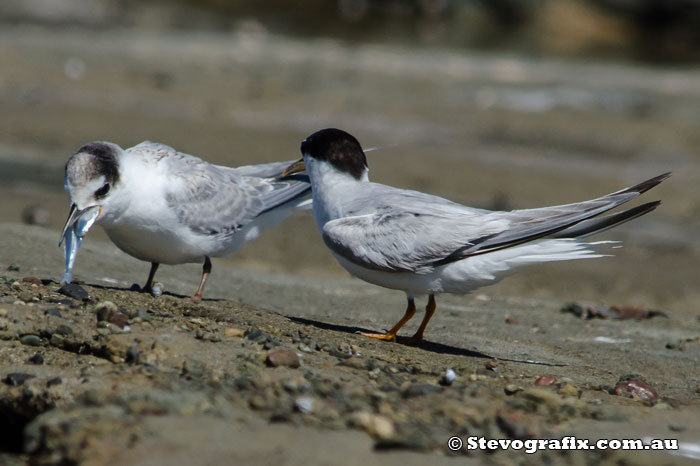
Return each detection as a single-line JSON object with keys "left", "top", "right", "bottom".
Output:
{"left": 403, "top": 294, "right": 436, "bottom": 345}
{"left": 142, "top": 262, "right": 159, "bottom": 292}
{"left": 361, "top": 298, "right": 416, "bottom": 342}
{"left": 190, "top": 257, "right": 211, "bottom": 303}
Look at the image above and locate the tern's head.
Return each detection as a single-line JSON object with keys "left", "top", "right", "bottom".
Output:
{"left": 64, "top": 141, "right": 122, "bottom": 210}
{"left": 283, "top": 128, "right": 368, "bottom": 182}
{"left": 60, "top": 142, "right": 123, "bottom": 245}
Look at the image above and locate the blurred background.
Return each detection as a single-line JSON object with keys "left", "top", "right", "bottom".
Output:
{"left": 1, "top": 0, "right": 698, "bottom": 310}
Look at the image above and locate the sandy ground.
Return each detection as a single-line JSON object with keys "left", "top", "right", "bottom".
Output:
{"left": 1, "top": 24, "right": 699, "bottom": 465}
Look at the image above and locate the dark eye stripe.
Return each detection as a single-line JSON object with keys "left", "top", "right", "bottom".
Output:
{"left": 95, "top": 183, "right": 110, "bottom": 198}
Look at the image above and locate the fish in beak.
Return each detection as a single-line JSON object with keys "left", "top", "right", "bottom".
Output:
{"left": 58, "top": 204, "right": 101, "bottom": 284}
{"left": 282, "top": 158, "right": 306, "bottom": 178}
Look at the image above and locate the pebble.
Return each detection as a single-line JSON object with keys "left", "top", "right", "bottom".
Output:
{"left": 58, "top": 283, "right": 89, "bottom": 301}
{"left": 613, "top": 375, "right": 659, "bottom": 404}
{"left": 0, "top": 308, "right": 7, "bottom": 317}
{"left": 18, "top": 291, "right": 35, "bottom": 303}
{"left": 109, "top": 314, "right": 129, "bottom": 329}
{"left": 46, "top": 377, "right": 62, "bottom": 387}
{"left": 485, "top": 359, "right": 499, "bottom": 372}
{"left": 266, "top": 349, "right": 301, "bottom": 368}
{"left": 557, "top": 383, "right": 581, "bottom": 398}
{"left": 349, "top": 411, "right": 396, "bottom": 440}
{"left": 20, "top": 334, "right": 41, "bottom": 346}
{"left": 535, "top": 375, "right": 557, "bottom": 386}
{"left": 3, "top": 373, "right": 35, "bottom": 386}
{"left": 11, "top": 281, "right": 21, "bottom": 290}
{"left": 150, "top": 282, "right": 163, "bottom": 297}
{"left": 7, "top": 263, "right": 20, "bottom": 272}
{"left": 504, "top": 384, "right": 521, "bottom": 395}
{"left": 95, "top": 301, "right": 118, "bottom": 322}
{"left": 27, "top": 353, "right": 44, "bottom": 365}
{"left": 22, "top": 276, "right": 42, "bottom": 286}
{"left": 439, "top": 368, "right": 457, "bottom": 386}
{"left": 54, "top": 324, "right": 73, "bottom": 336}
{"left": 295, "top": 396, "right": 314, "bottom": 414}
{"left": 50, "top": 334, "right": 65, "bottom": 347}
{"left": 21, "top": 205, "right": 50, "bottom": 226}
{"left": 44, "top": 308, "right": 62, "bottom": 318}
{"left": 224, "top": 327, "right": 244, "bottom": 338}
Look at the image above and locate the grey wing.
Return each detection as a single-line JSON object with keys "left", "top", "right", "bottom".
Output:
{"left": 322, "top": 173, "right": 668, "bottom": 272}
{"left": 128, "top": 144, "right": 308, "bottom": 237}
{"left": 230, "top": 160, "right": 297, "bottom": 178}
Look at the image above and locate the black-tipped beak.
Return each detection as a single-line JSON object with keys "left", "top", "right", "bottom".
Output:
{"left": 282, "top": 158, "right": 306, "bottom": 178}
{"left": 58, "top": 204, "right": 100, "bottom": 247}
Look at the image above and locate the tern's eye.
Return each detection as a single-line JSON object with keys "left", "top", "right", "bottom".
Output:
{"left": 94, "top": 183, "right": 110, "bottom": 198}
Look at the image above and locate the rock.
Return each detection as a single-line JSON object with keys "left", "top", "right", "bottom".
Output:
{"left": 27, "top": 353, "right": 44, "bottom": 365}
{"left": 485, "top": 359, "right": 499, "bottom": 372}
{"left": 22, "top": 276, "right": 42, "bottom": 285}
{"left": 505, "top": 384, "right": 521, "bottom": 395}
{"left": 349, "top": 411, "right": 396, "bottom": 440}
{"left": 439, "top": 368, "right": 457, "bottom": 386}
{"left": 0, "top": 308, "right": 6, "bottom": 317}
{"left": 613, "top": 375, "right": 659, "bottom": 404}
{"left": 58, "top": 283, "right": 89, "bottom": 301}
{"left": 7, "top": 263, "right": 20, "bottom": 272}
{"left": 535, "top": 375, "right": 557, "bottom": 386}
{"left": 44, "top": 308, "right": 62, "bottom": 318}
{"left": 266, "top": 349, "right": 300, "bottom": 368}
{"left": 561, "top": 302, "right": 667, "bottom": 320}
{"left": 50, "top": 334, "right": 65, "bottom": 347}
{"left": 46, "top": 377, "right": 62, "bottom": 387}
{"left": 53, "top": 324, "right": 73, "bottom": 336}
{"left": 11, "top": 281, "right": 21, "bottom": 290}
{"left": 224, "top": 327, "right": 244, "bottom": 338}
{"left": 3, "top": 373, "right": 35, "bottom": 386}
{"left": 95, "top": 301, "right": 118, "bottom": 322}
{"left": 20, "top": 334, "right": 41, "bottom": 346}
{"left": 150, "top": 282, "right": 163, "bottom": 297}
{"left": 109, "top": 314, "right": 129, "bottom": 329}
{"left": 557, "top": 382, "right": 581, "bottom": 398}
{"left": 19, "top": 291, "right": 35, "bottom": 303}
{"left": 295, "top": 396, "right": 314, "bottom": 414}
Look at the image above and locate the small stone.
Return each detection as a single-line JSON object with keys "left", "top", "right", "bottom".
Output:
{"left": 58, "top": 283, "right": 89, "bottom": 301}
{"left": 22, "top": 276, "right": 42, "bottom": 286}
{"left": 109, "top": 314, "right": 129, "bottom": 329}
{"left": 150, "top": 282, "right": 163, "bottom": 297}
{"left": 3, "top": 373, "right": 35, "bottom": 386}
{"left": 439, "top": 368, "right": 457, "bottom": 386}
{"left": 95, "top": 301, "right": 118, "bottom": 322}
{"left": 20, "top": 335, "right": 41, "bottom": 346}
{"left": 53, "top": 324, "right": 73, "bottom": 336}
{"left": 19, "top": 292, "right": 35, "bottom": 303}
{"left": 505, "top": 315, "right": 517, "bottom": 324}
{"left": 669, "top": 423, "right": 686, "bottom": 432}
{"left": 613, "top": 375, "right": 659, "bottom": 404}
{"left": 266, "top": 349, "right": 300, "bottom": 368}
{"left": 295, "top": 396, "right": 314, "bottom": 414}
{"left": 224, "top": 327, "right": 244, "bottom": 338}
{"left": 50, "top": 334, "right": 65, "bottom": 347}
{"left": 557, "top": 383, "right": 581, "bottom": 398}
{"left": 44, "top": 308, "right": 62, "bottom": 318}
{"left": 349, "top": 412, "right": 396, "bottom": 440}
{"left": 505, "top": 384, "right": 521, "bottom": 395}
{"left": 46, "top": 377, "right": 62, "bottom": 387}
{"left": 27, "top": 353, "right": 44, "bottom": 365}
{"left": 485, "top": 359, "right": 499, "bottom": 371}
{"left": 22, "top": 205, "right": 50, "bottom": 226}
{"left": 11, "top": 281, "right": 21, "bottom": 290}
{"left": 535, "top": 375, "right": 557, "bottom": 386}
{"left": 0, "top": 308, "right": 6, "bottom": 317}
{"left": 7, "top": 263, "right": 20, "bottom": 272}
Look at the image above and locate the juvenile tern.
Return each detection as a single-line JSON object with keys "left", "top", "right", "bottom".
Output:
{"left": 60, "top": 141, "right": 310, "bottom": 302}
{"left": 284, "top": 128, "right": 669, "bottom": 343}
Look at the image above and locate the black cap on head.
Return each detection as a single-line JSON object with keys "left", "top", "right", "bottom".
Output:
{"left": 67, "top": 142, "right": 120, "bottom": 186}
{"left": 301, "top": 128, "right": 367, "bottom": 180}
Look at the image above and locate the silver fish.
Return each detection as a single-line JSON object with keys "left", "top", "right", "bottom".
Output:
{"left": 60, "top": 205, "right": 100, "bottom": 284}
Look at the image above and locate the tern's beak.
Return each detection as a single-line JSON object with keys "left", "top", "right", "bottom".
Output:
{"left": 282, "top": 158, "right": 306, "bottom": 177}
{"left": 58, "top": 204, "right": 101, "bottom": 247}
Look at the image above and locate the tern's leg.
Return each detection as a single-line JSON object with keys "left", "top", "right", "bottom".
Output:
{"left": 190, "top": 256, "right": 212, "bottom": 303}
{"left": 361, "top": 297, "right": 416, "bottom": 342}
{"left": 403, "top": 294, "right": 436, "bottom": 345}
{"left": 142, "top": 262, "right": 159, "bottom": 292}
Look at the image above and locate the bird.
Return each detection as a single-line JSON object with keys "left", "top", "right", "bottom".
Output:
{"left": 283, "top": 128, "right": 669, "bottom": 344}
{"left": 60, "top": 140, "right": 310, "bottom": 302}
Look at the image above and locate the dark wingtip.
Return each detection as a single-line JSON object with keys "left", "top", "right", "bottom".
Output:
{"left": 618, "top": 172, "right": 671, "bottom": 196}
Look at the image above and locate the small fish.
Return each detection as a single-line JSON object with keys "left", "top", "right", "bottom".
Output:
{"left": 59, "top": 205, "right": 100, "bottom": 284}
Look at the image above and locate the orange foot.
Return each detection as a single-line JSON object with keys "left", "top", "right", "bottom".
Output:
{"left": 190, "top": 295, "right": 202, "bottom": 304}
{"left": 360, "top": 332, "right": 397, "bottom": 342}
